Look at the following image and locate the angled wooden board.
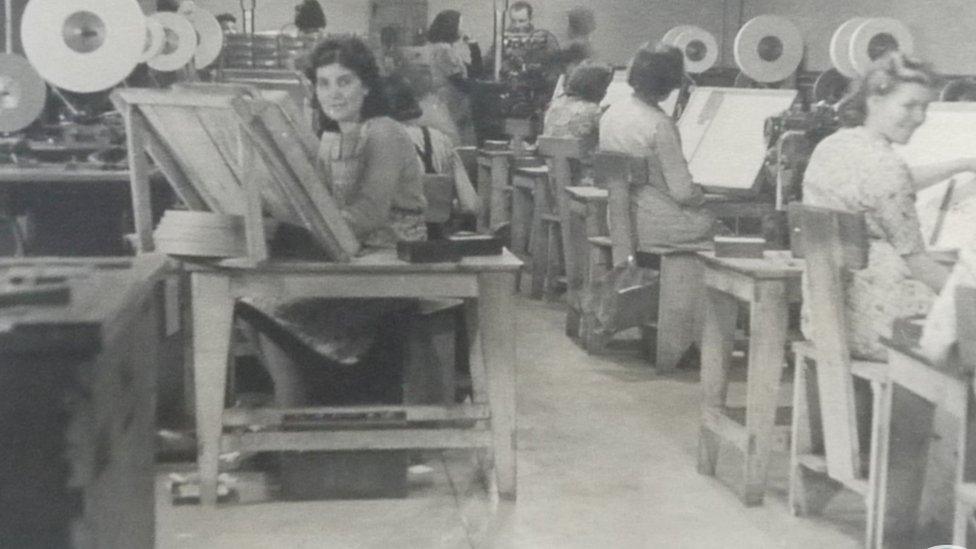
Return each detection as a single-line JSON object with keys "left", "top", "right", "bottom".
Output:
{"left": 112, "top": 87, "right": 359, "bottom": 262}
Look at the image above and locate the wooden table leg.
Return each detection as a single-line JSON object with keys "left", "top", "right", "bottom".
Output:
{"left": 510, "top": 182, "right": 532, "bottom": 260}
{"left": 191, "top": 272, "right": 235, "bottom": 506}
{"left": 478, "top": 271, "right": 518, "bottom": 500}
{"left": 528, "top": 177, "right": 549, "bottom": 300}
{"left": 741, "top": 280, "right": 789, "bottom": 505}
{"left": 490, "top": 156, "right": 510, "bottom": 231}
{"left": 698, "top": 287, "right": 737, "bottom": 476}
{"left": 655, "top": 254, "right": 703, "bottom": 373}
{"left": 477, "top": 158, "right": 491, "bottom": 233}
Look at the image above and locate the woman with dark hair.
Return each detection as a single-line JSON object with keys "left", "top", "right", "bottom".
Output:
{"left": 544, "top": 63, "right": 613, "bottom": 164}
{"left": 803, "top": 51, "right": 976, "bottom": 360}
{"left": 426, "top": 10, "right": 475, "bottom": 145}
{"left": 303, "top": 35, "right": 426, "bottom": 247}
{"left": 599, "top": 43, "right": 721, "bottom": 253}
{"left": 294, "top": 0, "right": 326, "bottom": 36}
{"left": 247, "top": 37, "right": 428, "bottom": 410}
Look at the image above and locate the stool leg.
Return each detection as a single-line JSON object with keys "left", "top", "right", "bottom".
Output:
{"left": 954, "top": 499, "right": 972, "bottom": 546}
{"left": 544, "top": 223, "right": 563, "bottom": 301}
{"left": 510, "top": 186, "right": 532, "bottom": 259}
{"left": 655, "top": 254, "right": 703, "bottom": 373}
{"left": 191, "top": 273, "right": 235, "bottom": 506}
{"left": 698, "top": 287, "right": 737, "bottom": 476}
{"left": 529, "top": 181, "right": 550, "bottom": 300}
{"left": 740, "top": 281, "right": 788, "bottom": 506}
{"left": 789, "top": 352, "right": 842, "bottom": 516}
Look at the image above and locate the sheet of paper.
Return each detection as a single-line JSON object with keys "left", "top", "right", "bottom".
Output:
{"left": 895, "top": 103, "right": 976, "bottom": 250}
{"left": 677, "top": 87, "right": 797, "bottom": 191}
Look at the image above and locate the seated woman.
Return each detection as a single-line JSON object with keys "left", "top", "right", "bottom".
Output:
{"left": 543, "top": 62, "right": 613, "bottom": 182}
{"left": 599, "top": 43, "right": 722, "bottom": 255}
{"left": 249, "top": 36, "right": 428, "bottom": 406}
{"left": 384, "top": 74, "right": 480, "bottom": 237}
{"left": 802, "top": 51, "right": 976, "bottom": 361}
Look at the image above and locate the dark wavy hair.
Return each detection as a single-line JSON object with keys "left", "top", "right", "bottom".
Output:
{"left": 295, "top": 0, "right": 326, "bottom": 33}
{"left": 565, "top": 63, "right": 613, "bottom": 103}
{"left": 428, "top": 10, "right": 461, "bottom": 44}
{"left": 836, "top": 51, "right": 940, "bottom": 127}
{"left": 305, "top": 35, "right": 388, "bottom": 134}
{"left": 383, "top": 75, "right": 423, "bottom": 122}
{"left": 628, "top": 43, "right": 684, "bottom": 103}
{"left": 567, "top": 7, "right": 596, "bottom": 38}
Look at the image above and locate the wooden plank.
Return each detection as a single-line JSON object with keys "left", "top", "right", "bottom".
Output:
{"left": 124, "top": 105, "right": 155, "bottom": 253}
{"left": 231, "top": 97, "right": 359, "bottom": 262}
{"left": 138, "top": 113, "right": 208, "bottom": 211}
{"left": 223, "top": 405, "right": 490, "bottom": 428}
{"left": 224, "top": 428, "right": 493, "bottom": 452}
{"left": 140, "top": 104, "right": 246, "bottom": 215}
{"left": 801, "top": 207, "right": 863, "bottom": 484}
{"left": 789, "top": 203, "right": 868, "bottom": 269}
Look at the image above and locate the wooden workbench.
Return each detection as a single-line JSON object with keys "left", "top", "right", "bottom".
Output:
{"left": 188, "top": 249, "right": 523, "bottom": 505}
{"left": 0, "top": 255, "right": 167, "bottom": 548}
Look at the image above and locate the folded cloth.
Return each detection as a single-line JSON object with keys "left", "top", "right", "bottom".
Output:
{"left": 920, "top": 247, "right": 976, "bottom": 363}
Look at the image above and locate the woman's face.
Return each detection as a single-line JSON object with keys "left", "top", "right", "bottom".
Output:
{"left": 865, "top": 81, "right": 933, "bottom": 144}
{"left": 315, "top": 62, "right": 369, "bottom": 124}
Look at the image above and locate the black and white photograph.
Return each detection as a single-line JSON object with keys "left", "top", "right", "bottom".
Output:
{"left": 1, "top": 0, "right": 975, "bottom": 547}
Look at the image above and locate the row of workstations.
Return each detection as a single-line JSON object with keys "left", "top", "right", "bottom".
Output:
{"left": 469, "top": 20, "right": 976, "bottom": 549}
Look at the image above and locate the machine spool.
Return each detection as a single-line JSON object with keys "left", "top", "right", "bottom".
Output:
{"left": 147, "top": 13, "right": 197, "bottom": 72}
{"left": 20, "top": 0, "right": 146, "bottom": 93}
{"left": 829, "top": 17, "right": 868, "bottom": 79}
{"left": 180, "top": 4, "right": 225, "bottom": 70}
{"left": 668, "top": 27, "right": 718, "bottom": 74}
{"left": 848, "top": 18, "right": 914, "bottom": 76}
{"left": 733, "top": 15, "right": 803, "bottom": 84}
{"left": 661, "top": 25, "right": 697, "bottom": 47}
{"left": 812, "top": 68, "right": 850, "bottom": 104}
{"left": 0, "top": 54, "right": 47, "bottom": 133}
{"left": 941, "top": 78, "right": 976, "bottom": 102}
{"left": 140, "top": 18, "right": 166, "bottom": 64}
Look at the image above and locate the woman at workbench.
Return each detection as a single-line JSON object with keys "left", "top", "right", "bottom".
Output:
{"left": 599, "top": 43, "right": 722, "bottom": 255}
{"left": 427, "top": 10, "right": 476, "bottom": 146}
{"left": 309, "top": 35, "right": 427, "bottom": 247}
{"left": 246, "top": 36, "right": 428, "bottom": 407}
{"left": 802, "top": 51, "right": 976, "bottom": 361}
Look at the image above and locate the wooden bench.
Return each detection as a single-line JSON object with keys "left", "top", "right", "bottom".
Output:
{"left": 564, "top": 185, "right": 607, "bottom": 338}
{"left": 510, "top": 162, "right": 552, "bottom": 299}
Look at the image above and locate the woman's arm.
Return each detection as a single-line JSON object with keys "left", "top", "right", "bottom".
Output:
{"left": 904, "top": 252, "right": 951, "bottom": 292}
{"left": 909, "top": 158, "right": 976, "bottom": 191}
{"left": 654, "top": 117, "right": 704, "bottom": 207}
{"left": 340, "top": 120, "right": 406, "bottom": 238}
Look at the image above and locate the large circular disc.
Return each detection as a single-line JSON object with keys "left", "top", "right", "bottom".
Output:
{"left": 0, "top": 54, "right": 47, "bottom": 133}
{"left": 829, "top": 17, "right": 867, "bottom": 78}
{"left": 661, "top": 25, "right": 696, "bottom": 46}
{"left": 734, "top": 15, "right": 804, "bottom": 83}
{"left": 180, "top": 4, "right": 224, "bottom": 69}
{"left": 140, "top": 17, "right": 166, "bottom": 63}
{"left": 671, "top": 27, "right": 718, "bottom": 74}
{"left": 148, "top": 13, "right": 197, "bottom": 72}
{"left": 812, "top": 68, "right": 850, "bottom": 104}
{"left": 849, "top": 17, "right": 914, "bottom": 76}
{"left": 20, "top": 0, "right": 145, "bottom": 93}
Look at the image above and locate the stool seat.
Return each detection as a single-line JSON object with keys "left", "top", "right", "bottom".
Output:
{"left": 588, "top": 236, "right": 612, "bottom": 248}
{"left": 792, "top": 341, "right": 887, "bottom": 382}
{"left": 540, "top": 213, "right": 561, "bottom": 223}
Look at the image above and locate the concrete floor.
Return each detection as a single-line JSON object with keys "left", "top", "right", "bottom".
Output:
{"left": 156, "top": 296, "right": 868, "bottom": 549}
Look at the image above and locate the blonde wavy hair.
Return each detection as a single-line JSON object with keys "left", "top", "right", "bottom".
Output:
{"left": 837, "top": 51, "right": 941, "bottom": 127}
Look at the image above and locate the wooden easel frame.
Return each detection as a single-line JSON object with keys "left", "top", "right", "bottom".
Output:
{"left": 111, "top": 86, "right": 359, "bottom": 265}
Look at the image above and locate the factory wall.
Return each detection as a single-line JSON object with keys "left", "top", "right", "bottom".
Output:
{"left": 192, "top": 0, "right": 976, "bottom": 74}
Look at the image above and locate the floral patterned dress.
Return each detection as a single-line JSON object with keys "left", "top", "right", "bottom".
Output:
{"left": 802, "top": 126, "right": 934, "bottom": 361}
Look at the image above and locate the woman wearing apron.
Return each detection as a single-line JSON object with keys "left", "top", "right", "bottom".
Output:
{"left": 243, "top": 36, "right": 427, "bottom": 407}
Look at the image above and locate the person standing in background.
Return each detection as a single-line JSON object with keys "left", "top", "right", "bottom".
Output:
{"left": 566, "top": 7, "right": 596, "bottom": 59}
{"left": 295, "top": 0, "right": 326, "bottom": 39}
{"left": 427, "top": 10, "right": 476, "bottom": 145}
{"left": 216, "top": 13, "right": 237, "bottom": 34}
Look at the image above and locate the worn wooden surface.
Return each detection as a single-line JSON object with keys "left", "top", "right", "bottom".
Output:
{"left": 0, "top": 256, "right": 167, "bottom": 548}
{"left": 189, "top": 251, "right": 522, "bottom": 505}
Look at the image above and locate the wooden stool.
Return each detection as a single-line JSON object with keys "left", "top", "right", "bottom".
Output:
{"left": 476, "top": 149, "right": 513, "bottom": 234}
{"left": 538, "top": 136, "right": 585, "bottom": 306}
{"left": 697, "top": 250, "right": 803, "bottom": 506}
{"left": 565, "top": 186, "right": 608, "bottom": 338}
{"left": 510, "top": 163, "right": 550, "bottom": 298}
{"left": 504, "top": 118, "right": 533, "bottom": 156}
{"left": 786, "top": 205, "right": 891, "bottom": 544}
